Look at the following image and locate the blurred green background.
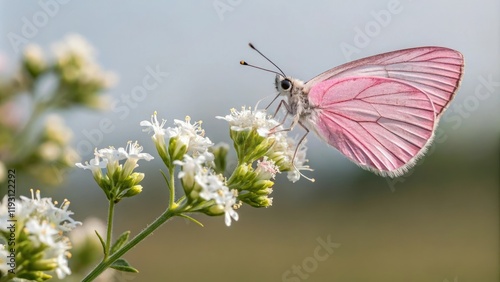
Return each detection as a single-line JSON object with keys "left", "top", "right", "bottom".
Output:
{"left": 1, "top": 1, "right": 498, "bottom": 281}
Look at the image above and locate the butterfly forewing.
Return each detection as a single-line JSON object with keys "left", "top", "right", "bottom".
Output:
{"left": 307, "top": 76, "right": 436, "bottom": 177}
{"left": 304, "top": 47, "right": 464, "bottom": 117}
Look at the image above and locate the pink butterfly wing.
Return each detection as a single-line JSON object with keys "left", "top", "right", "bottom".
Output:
{"left": 304, "top": 47, "right": 464, "bottom": 117}
{"left": 307, "top": 76, "right": 436, "bottom": 177}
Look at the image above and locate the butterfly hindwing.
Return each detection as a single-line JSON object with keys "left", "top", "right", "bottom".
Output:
{"left": 306, "top": 76, "right": 436, "bottom": 177}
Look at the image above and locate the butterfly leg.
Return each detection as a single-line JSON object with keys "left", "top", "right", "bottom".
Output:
{"left": 290, "top": 121, "right": 314, "bottom": 182}
{"left": 265, "top": 94, "right": 281, "bottom": 110}
{"left": 270, "top": 100, "right": 293, "bottom": 133}
{"left": 268, "top": 102, "right": 314, "bottom": 181}
{"left": 293, "top": 121, "right": 309, "bottom": 163}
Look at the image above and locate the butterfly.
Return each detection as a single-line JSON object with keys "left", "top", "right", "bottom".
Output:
{"left": 241, "top": 43, "right": 464, "bottom": 177}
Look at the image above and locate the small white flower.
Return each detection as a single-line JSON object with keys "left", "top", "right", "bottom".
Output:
{"left": 195, "top": 170, "right": 239, "bottom": 226}
{"left": 38, "top": 141, "right": 62, "bottom": 162}
{"left": 24, "top": 43, "right": 45, "bottom": 67}
{"left": 168, "top": 116, "right": 214, "bottom": 156}
{"left": 119, "top": 141, "right": 154, "bottom": 176}
{"left": 25, "top": 219, "right": 59, "bottom": 247}
{"left": 196, "top": 172, "right": 224, "bottom": 202}
{"left": 55, "top": 255, "right": 71, "bottom": 278}
{"left": 19, "top": 189, "right": 53, "bottom": 218}
{"left": 119, "top": 141, "right": 154, "bottom": 162}
{"left": 54, "top": 250, "right": 72, "bottom": 279}
{"left": 79, "top": 61, "right": 118, "bottom": 88}
{"left": 97, "top": 146, "right": 126, "bottom": 162}
{"left": 76, "top": 150, "right": 108, "bottom": 176}
{"left": 95, "top": 146, "right": 126, "bottom": 175}
{"left": 217, "top": 106, "right": 279, "bottom": 136}
{"left": 174, "top": 155, "right": 205, "bottom": 179}
{"left": 222, "top": 190, "right": 239, "bottom": 227}
{"left": 44, "top": 114, "right": 73, "bottom": 144}
{"left": 52, "top": 34, "right": 95, "bottom": 63}
{"left": 255, "top": 157, "right": 280, "bottom": 180}
{"left": 45, "top": 239, "right": 72, "bottom": 279}
{"left": 46, "top": 199, "right": 82, "bottom": 232}
{"left": 140, "top": 112, "right": 166, "bottom": 143}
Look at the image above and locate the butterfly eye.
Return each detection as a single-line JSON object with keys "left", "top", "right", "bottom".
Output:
{"left": 281, "top": 79, "right": 292, "bottom": 91}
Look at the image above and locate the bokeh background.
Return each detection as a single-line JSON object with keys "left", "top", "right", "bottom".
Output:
{"left": 1, "top": 0, "right": 498, "bottom": 281}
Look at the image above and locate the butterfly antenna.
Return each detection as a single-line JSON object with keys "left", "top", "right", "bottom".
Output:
{"left": 240, "top": 60, "right": 284, "bottom": 77}
{"left": 248, "top": 43, "right": 286, "bottom": 77}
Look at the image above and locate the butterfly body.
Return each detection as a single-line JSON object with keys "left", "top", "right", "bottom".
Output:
{"left": 275, "top": 76, "right": 310, "bottom": 124}
{"left": 271, "top": 46, "right": 464, "bottom": 177}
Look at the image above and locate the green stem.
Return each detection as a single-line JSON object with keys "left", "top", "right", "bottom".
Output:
{"left": 83, "top": 164, "right": 183, "bottom": 281}
{"left": 81, "top": 208, "right": 178, "bottom": 282}
{"left": 168, "top": 164, "right": 176, "bottom": 209}
{"left": 104, "top": 199, "right": 115, "bottom": 258}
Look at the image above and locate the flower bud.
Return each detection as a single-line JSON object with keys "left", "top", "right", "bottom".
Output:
{"left": 238, "top": 191, "right": 273, "bottom": 208}
{"left": 210, "top": 142, "right": 229, "bottom": 174}
{"left": 30, "top": 258, "right": 58, "bottom": 271}
{"left": 18, "top": 271, "right": 53, "bottom": 281}
{"left": 168, "top": 136, "right": 188, "bottom": 162}
{"left": 122, "top": 185, "right": 143, "bottom": 198}
{"left": 23, "top": 44, "right": 46, "bottom": 79}
{"left": 204, "top": 204, "right": 225, "bottom": 216}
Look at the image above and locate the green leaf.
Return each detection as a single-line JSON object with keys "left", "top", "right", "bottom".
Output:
{"left": 110, "top": 258, "right": 139, "bottom": 273}
{"left": 95, "top": 230, "right": 106, "bottom": 254}
{"left": 110, "top": 231, "right": 130, "bottom": 254}
{"left": 160, "top": 169, "right": 171, "bottom": 192}
{"left": 179, "top": 213, "right": 204, "bottom": 227}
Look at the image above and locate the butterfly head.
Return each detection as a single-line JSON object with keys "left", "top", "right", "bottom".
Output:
{"left": 275, "top": 75, "right": 304, "bottom": 97}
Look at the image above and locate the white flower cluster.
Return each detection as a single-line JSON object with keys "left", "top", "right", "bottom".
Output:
{"left": 0, "top": 190, "right": 81, "bottom": 279}
{"left": 168, "top": 117, "right": 215, "bottom": 160}
{"left": 76, "top": 141, "right": 153, "bottom": 176}
{"left": 23, "top": 44, "right": 45, "bottom": 68}
{"left": 175, "top": 155, "right": 239, "bottom": 226}
{"left": 218, "top": 106, "right": 312, "bottom": 182}
{"left": 141, "top": 113, "right": 214, "bottom": 161}
{"left": 52, "top": 33, "right": 117, "bottom": 88}
{"left": 76, "top": 141, "right": 153, "bottom": 202}
{"left": 217, "top": 106, "right": 279, "bottom": 137}
{"left": 142, "top": 113, "right": 239, "bottom": 226}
